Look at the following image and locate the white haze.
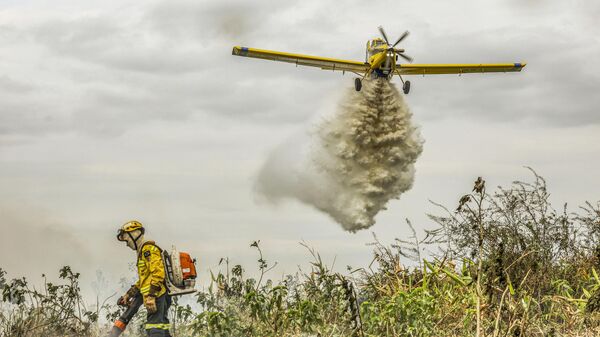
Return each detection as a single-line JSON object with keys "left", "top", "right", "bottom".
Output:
{"left": 256, "top": 79, "right": 424, "bottom": 232}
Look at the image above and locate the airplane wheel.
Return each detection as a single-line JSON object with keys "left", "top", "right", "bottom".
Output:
{"left": 403, "top": 80, "right": 411, "bottom": 94}
{"left": 354, "top": 78, "right": 362, "bottom": 91}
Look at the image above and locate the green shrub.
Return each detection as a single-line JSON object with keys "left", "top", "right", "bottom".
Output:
{"left": 3, "top": 170, "right": 600, "bottom": 336}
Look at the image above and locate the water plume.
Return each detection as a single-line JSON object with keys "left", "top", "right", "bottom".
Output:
{"left": 256, "top": 78, "right": 423, "bottom": 232}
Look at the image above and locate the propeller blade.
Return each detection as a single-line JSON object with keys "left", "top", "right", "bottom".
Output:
{"left": 398, "top": 53, "right": 413, "bottom": 63}
{"left": 378, "top": 26, "right": 390, "bottom": 45}
{"left": 392, "top": 31, "right": 410, "bottom": 48}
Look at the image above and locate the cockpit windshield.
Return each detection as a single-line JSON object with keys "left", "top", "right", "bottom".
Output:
{"left": 370, "top": 39, "right": 385, "bottom": 48}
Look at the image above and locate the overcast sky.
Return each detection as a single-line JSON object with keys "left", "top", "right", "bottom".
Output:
{"left": 1, "top": 0, "right": 599, "bottom": 300}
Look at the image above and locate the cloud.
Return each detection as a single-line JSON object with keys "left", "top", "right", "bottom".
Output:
{"left": 406, "top": 26, "right": 600, "bottom": 127}
{"left": 0, "top": 0, "right": 333, "bottom": 139}
{"left": 0, "top": 1, "right": 598, "bottom": 141}
{"left": 30, "top": 0, "right": 294, "bottom": 75}
{"left": 144, "top": 0, "right": 279, "bottom": 41}
{"left": 0, "top": 75, "right": 35, "bottom": 93}
{"left": 0, "top": 75, "right": 71, "bottom": 137}
{"left": 32, "top": 14, "right": 207, "bottom": 75}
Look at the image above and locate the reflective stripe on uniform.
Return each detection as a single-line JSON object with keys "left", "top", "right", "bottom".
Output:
{"left": 145, "top": 323, "right": 171, "bottom": 330}
{"left": 139, "top": 285, "right": 151, "bottom": 294}
{"left": 148, "top": 245, "right": 159, "bottom": 252}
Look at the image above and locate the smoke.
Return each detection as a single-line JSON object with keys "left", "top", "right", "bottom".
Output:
{"left": 0, "top": 204, "right": 93, "bottom": 281}
{"left": 256, "top": 78, "right": 424, "bottom": 232}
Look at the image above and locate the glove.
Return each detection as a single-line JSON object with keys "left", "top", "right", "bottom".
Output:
{"left": 145, "top": 295, "right": 157, "bottom": 314}
{"left": 117, "top": 295, "right": 128, "bottom": 307}
{"left": 117, "top": 285, "right": 139, "bottom": 307}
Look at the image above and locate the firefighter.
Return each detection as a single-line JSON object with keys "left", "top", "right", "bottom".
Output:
{"left": 116, "top": 220, "right": 172, "bottom": 337}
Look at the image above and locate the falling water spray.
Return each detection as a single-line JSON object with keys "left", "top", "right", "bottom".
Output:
{"left": 256, "top": 78, "right": 423, "bottom": 232}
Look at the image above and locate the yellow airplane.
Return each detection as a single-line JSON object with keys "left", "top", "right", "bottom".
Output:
{"left": 232, "top": 27, "right": 526, "bottom": 94}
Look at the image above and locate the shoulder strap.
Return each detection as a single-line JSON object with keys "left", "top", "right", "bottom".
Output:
{"left": 137, "top": 240, "right": 163, "bottom": 258}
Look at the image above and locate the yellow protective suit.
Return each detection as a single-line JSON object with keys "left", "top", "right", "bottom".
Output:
{"left": 135, "top": 241, "right": 167, "bottom": 299}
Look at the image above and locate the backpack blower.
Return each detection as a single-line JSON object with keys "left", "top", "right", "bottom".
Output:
{"left": 161, "top": 245, "right": 198, "bottom": 296}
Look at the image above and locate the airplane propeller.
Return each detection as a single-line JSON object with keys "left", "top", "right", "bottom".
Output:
{"left": 378, "top": 26, "right": 413, "bottom": 63}
{"left": 378, "top": 26, "right": 390, "bottom": 45}
{"left": 392, "top": 30, "right": 410, "bottom": 48}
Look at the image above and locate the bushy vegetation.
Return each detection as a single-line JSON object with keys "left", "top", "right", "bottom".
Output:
{"left": 2, "top": 170, "right": 600, "bottom": 336}
{"left": 0, "top": 266, "right": 104, "bottom": 337}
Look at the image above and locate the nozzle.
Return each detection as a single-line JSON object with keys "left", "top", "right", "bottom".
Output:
{"left": 107, "top": 320, "right": 126, "bottom": 337}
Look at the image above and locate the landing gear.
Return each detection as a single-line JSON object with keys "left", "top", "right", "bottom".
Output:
{"left": 354, "top": 78, "right": 362, "bottom": 91}
{"left": 403, "top": 80, "right": 411, "bottom": 94}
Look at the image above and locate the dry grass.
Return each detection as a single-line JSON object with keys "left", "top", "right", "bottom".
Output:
{"left": 2, "top": 170, "right": 600, "bottom": 336}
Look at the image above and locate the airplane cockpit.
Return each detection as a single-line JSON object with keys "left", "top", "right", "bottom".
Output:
{"left": 365, "top": 38, "right": 387, "bottom": 61}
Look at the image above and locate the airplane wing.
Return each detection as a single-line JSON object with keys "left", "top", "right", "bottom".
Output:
{"left": 232, "top": 46, "right": 370, "bottom": 74}
{"left": 396, "top": 63, "right": 526, "bottom": 75}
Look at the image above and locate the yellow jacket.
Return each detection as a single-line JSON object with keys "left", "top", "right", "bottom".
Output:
{"left": 135, "top": 241, "right": 166, "bottom": 299}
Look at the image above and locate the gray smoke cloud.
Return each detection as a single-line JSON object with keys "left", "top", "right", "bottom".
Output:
{"left": 256, "top": 79, "right": 424, "bottom": 231}
{"left": 0, "top": 205, "right": 93, "bottom": 281}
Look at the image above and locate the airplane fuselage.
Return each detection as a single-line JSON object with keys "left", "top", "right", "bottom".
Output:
{"left": 365, "top": 38, "right": 399, "bottom": 78}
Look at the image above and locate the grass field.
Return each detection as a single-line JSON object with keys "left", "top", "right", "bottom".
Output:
{"left": 2, "top": 170, "right": 600, "bottom": 337}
